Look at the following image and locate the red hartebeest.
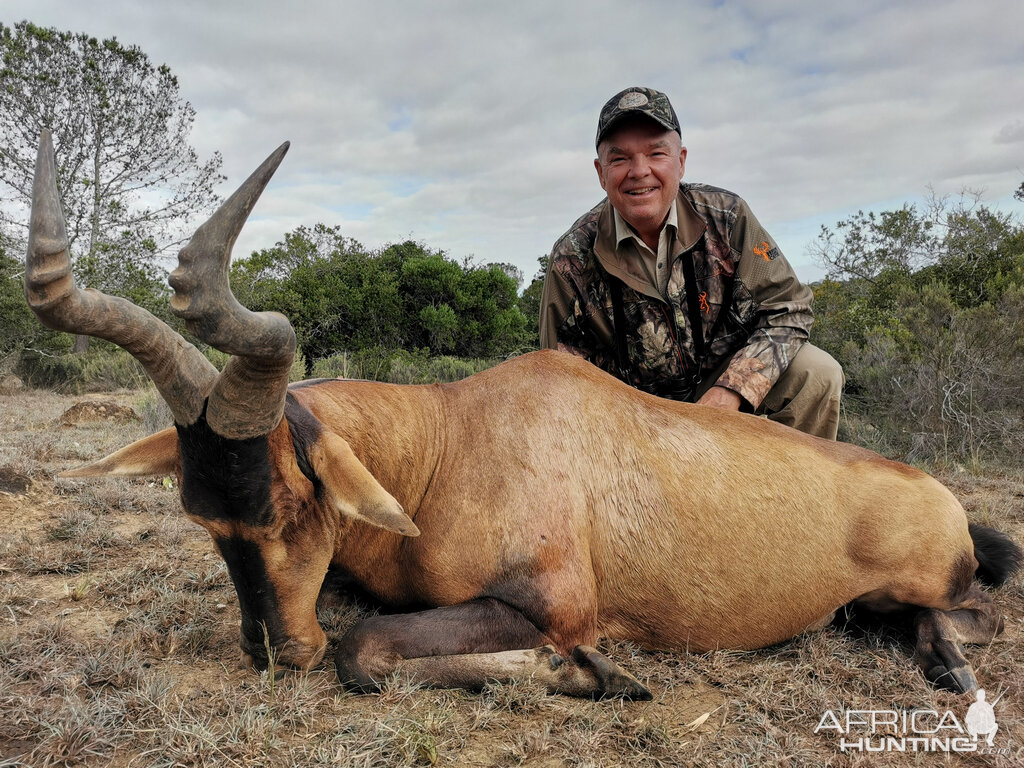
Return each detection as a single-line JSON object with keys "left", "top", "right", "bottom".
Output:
{"left": 25, "top": 133, "right": 1020, "bottom": 699}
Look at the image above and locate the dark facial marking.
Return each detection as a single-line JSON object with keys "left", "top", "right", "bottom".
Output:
{"left": 175, "top": 405, "right": 275, "bottom": 526}
{"left": 216, "top": 535, "right": 287, "bottom": 652}
{"left": 284, "top": 393, "right": 323, "bottom": 493}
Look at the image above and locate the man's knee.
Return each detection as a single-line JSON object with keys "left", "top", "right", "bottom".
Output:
{"left": 762, "top": 344, "right": 844, "bottom": 439}
{"left": 794, "top": 344, "right": 844, "bottom": 399}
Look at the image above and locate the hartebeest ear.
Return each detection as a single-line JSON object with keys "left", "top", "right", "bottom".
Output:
{"left": 61, "top": 427, "right": 179, "bottom": 477}
{"left": 308, "top": 431, "right": 420, "bottom": 537}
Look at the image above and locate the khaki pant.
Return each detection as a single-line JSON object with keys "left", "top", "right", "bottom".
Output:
{"left": 696, "top": 343, "right": 844, "bottom": 440}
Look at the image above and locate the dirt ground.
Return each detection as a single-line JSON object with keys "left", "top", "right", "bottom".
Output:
{"left": 1, "top": 387, "right": 1022, "bottom": 767}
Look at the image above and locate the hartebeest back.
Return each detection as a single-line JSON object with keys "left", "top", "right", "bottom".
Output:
{"left": 25, "top": 133, "right": 1021, "bottom": 699}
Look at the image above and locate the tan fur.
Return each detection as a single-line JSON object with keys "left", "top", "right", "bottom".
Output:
{"left": 296, "top": 350, "right": 975, "bottom": 654}
{"left": 89, "top": 350, "right": 979, "bottom": 660}
{"left": 62, "top": 427, "right": 179, "bottom": 477}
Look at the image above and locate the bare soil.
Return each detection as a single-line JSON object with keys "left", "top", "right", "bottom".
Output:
{"left": 1, "top": 388, "right": 1022, "bottom": 767}
{"left": 58, "top": 402, "right": 140, "bottom": 428}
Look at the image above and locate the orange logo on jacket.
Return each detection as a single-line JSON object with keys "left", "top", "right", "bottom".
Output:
{"left": 699, "top": 291, "right": 710, "bottom": 315}
{"left": 753, "top": 241, "right": 772, "bottom": 261}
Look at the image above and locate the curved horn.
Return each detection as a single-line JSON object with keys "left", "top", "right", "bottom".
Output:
{"left": 169, "top": 142, "right": 296, "bottom": 440}
{"left": 25, "top": 130, "right": 217, "bottom": 426}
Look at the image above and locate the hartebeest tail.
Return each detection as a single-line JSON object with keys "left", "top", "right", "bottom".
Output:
{"left": 25, "top": 132, "right": 1021, "bottom": 700}
{"left": 969, "top": 524, "right": 1023, "bottom": 587}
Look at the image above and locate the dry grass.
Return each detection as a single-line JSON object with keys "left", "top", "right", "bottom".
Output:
{"left": 1, "top": 388, "right": 1022, "bottom": 767}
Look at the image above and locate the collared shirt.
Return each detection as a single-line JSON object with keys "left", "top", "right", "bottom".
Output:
{"left": 611, "top": 202, "right": 678, "bottom": 299}
{"left": 539, "top": 184, "right": 814, "bottom": 408}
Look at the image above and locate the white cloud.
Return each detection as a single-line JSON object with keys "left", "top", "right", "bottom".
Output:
{"left": 3, "top": 0, "right": 1022, "bottom": 285}
{"left": 995, "top": 120, "right": 1024, "bottom": 145}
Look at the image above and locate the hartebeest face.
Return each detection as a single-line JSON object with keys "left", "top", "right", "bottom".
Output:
{"left": 24, "top": 132, "right": 417, "bottom": 672}
{"left": 176, "top": 402, "right": 417, "bottom": 670}
{"left": 175, "top": 412, "right": 334, "bottom": 670}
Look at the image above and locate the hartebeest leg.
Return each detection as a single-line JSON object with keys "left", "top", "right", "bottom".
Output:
{"left": 913, "top": 585, "right": 1005, "bottom": 694}
{"left": 334, "top": 598, "right": 651, "bottom": 699}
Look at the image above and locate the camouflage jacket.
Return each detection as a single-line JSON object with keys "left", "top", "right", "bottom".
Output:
{"left": 539, "top": 185, "right": 814, "bottom": 408}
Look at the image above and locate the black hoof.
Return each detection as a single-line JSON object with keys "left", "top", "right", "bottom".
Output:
{"left": 571, "top": 645, "right": 653, "bottom": 701}
{"left": 616, "top": 678, "right": 654, "bottom": 701}
{"left": 926, "top": 664, "right": 978, "bottom": 694}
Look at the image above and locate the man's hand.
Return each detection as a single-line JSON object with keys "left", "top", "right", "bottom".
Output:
{"left": 696, "top": 386, "right": 742, "bottom": 411}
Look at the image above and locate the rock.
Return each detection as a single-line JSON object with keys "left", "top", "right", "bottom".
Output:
{"left": 0, "top": 466, "right": 31, "bottom": 494}
{"left": 0, "top": 374, "right": 24, "bottom": 393}
{"left": 60, "top": 401, "right": 140, "bottom": 427}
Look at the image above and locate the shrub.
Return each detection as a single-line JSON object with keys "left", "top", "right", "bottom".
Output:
{"left": 310, "top": 352, "right": 356, "bottom": 380}
{"left": 828, "top": 283, "right": 1024, "bottom": 466}
{"left": 135, "top": 388, "right": 173, "bottom": 433}
{"left": 20, "top": 345, "right": 148, "bottom": 392}
{"left": 424, "top": 355, "right": 492, "bottom": 383}
{"left": 309, "top": 349, "right": 496, "bottom": 384}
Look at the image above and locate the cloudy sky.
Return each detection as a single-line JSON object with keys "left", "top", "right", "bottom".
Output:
{"left": 3, "top": 0, "right": 1023, "bottom": 284}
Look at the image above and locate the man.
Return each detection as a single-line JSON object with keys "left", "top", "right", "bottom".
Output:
{"left": 539, "top": 86, "right": 843, "bottom": 439}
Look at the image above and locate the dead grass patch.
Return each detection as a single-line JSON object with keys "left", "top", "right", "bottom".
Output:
{"left": 1, "top": 388, "right": 1022, "bottom": 767}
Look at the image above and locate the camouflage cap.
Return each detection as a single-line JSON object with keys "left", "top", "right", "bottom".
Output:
{"left": 596, "top": 87, "right": 680, "bottom": 148}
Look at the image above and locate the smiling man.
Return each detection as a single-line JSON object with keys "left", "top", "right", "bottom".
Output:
{"left": 540, "top": 87, "right": 843, "bottom": 438}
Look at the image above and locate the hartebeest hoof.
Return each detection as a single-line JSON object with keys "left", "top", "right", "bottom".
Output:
{"left": 571, "top": 645, "right": 653, "bottom": 700}
{"left": 925, "top": 664, "right": 979, "bottom": 694}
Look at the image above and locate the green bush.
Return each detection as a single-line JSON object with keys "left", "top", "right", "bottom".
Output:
{"left": 20, "top": 347, "right": 83, "bottom": 390}
{"left": 232, "top": 230, "right": 530, "bottom": 374}
{"left": 386, "top": 355, "right": 423, "bottom": 385}
{"left": 424, "top": 356, "right": 492, "bottom": 383}
{"left": 819, "top": 282, "right": 1024, "bottom": 467}
{"left": 308, "top": 349, "right": 496, "bottom": 384}
{"left": 810, "top": 197, "right": 1024, "bottom": 467}
{"left": 21, "top": 345, "right": 148, "bottom": 393}
{"left": 310, "top": 352, "right": 358, "bottom": 380}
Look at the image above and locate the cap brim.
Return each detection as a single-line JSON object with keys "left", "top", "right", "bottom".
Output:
{"left": 597, "top": 111, "right": 679, "bottom": 147}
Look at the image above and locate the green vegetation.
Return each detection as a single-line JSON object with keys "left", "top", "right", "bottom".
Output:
{"left": 0, "top": 22, "right": 535, "bottom": 389}
{"left": 809, "top": 192, "right": 1024, "bottom": 466}
{"left": 0, "top": 247, "right": 39, "bottom": 355}
{"left": 230, "top": 225, "right": 533, "bottom": 376}
{"left": 3, "top": 22, "right": 1023, "bottom": 470}
{"left": 0, "top": 20, "right": 223, "bottom": 351}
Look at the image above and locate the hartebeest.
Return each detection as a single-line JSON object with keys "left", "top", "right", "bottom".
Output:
{"left": 25, "top": 132, "right": 1020, "bottom": 699}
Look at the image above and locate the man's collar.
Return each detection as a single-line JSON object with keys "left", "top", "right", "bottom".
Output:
{"left": 612, "top": 200, "right": 678, "bottom": 247}
{"left": 675, "top": 188, "right": 707, "bottom": 253}
{"left": 594, "top": 186, "right": 707, "bottom": 299}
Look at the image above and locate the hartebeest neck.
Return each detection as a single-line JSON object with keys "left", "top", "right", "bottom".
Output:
{"left": 290, "top": 379, "right": 446, "bottom": 531}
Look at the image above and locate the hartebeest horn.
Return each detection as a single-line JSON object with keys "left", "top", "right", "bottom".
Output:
{"left": 169, "top": 142, "right": 296, "bottom": 440}
{"left": 25, "top": 130, "right": 218, "bottom": 426}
